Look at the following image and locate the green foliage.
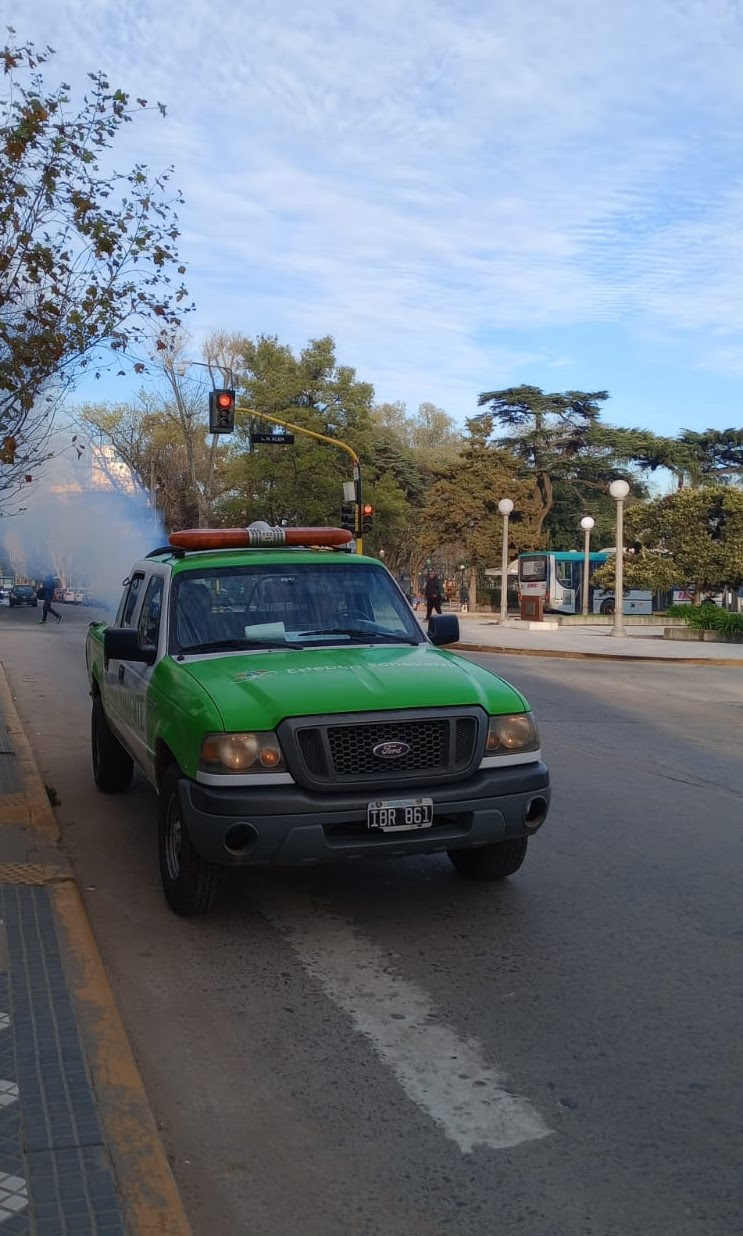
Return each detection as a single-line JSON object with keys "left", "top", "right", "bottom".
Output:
{"left": 372, "top": 401, "right": 462, "bottom": 471}
{"left": 666, "top": 603, "right": 743, "bottom": 637}
{"left": 218, "top": 335, "right": 376, "bottom": 530}
{"left": 592, "top": 549, "right": 677, "bottom": 594}
{"left": 593, "top": 425, "right": 743, "bottom": 489}
{"left": 473, "top": 385, "right": 640, "bottom": 542}
{"left": 679, "top": 428, "right": 743, "bottom": 483}
{"left": 593, "top": 486, "right": 743, "bottom": 596}
{"left": 419, "top": 424, "right": 541, "bottom": 573}
{"left": 593, "top": 425, "right": 701, "bottom": 488}
{"left": 0, "top": 31, "right": 188, "bottom": 503}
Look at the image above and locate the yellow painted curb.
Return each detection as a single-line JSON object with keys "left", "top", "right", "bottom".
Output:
{"left": 52, "top": 881, "right": 193, "bottom": 1236}
{"left": 0, "top": 665, "right": 193, "bottom": 1236}
{"left": 0, "top": 666, "right": 61, "bottom": 845}
{"left": 452, "top": 642, "right": 743, "bottom": 667}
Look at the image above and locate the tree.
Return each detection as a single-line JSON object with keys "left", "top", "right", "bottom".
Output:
{"left": 0, "top": 31, "right": 189, "bottom": 506}
{"left": 219, "top": 335, "right": 376, "bottom": 528}
{"left": 593, "top": 486, "right": 743, "bottom": 600}
{"left": 79, "top": 372, "right": 235, "bottom": 534}
{"left": 474, "top": 385, "right": 622, "bottom": 540}
{"left": 419, "top": 418, "right": 541, "bottom": 607}
{"left": 588, "top": 425, "right": 695, "bottom": 489}
{"left": 364, "top": 428, "right": 428, "bottom": 574}
{"left": 679, "top": 428, "right": 743, "bottom": 485}
{"left": 372, "top": 400, "right": 461, "bottom": 468}
{"left": 79, "top": 399, "right": 196, "bottom": 529}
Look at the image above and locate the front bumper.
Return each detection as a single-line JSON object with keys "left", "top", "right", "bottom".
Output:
{"left": 179, "top": 762, "right": 550, "bottom": 866}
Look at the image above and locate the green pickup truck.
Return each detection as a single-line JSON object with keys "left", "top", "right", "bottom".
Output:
{"left": 86, "top": 526, "right": 550, "bottom": 915}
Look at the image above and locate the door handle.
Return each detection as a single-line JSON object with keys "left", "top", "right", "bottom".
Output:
{"left": 118, "top": 665, "right": 125, "bottom": 684}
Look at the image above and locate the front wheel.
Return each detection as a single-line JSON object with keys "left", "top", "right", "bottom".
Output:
{"left": 599, "top": 598, "right": 615, "bottom": 615}
{"left": 158, "top": 766, "right": 220, "bottom": 915}
{"left": 91, "top": 695, "right": 133, "bottom": 793}
{"left": 447, "top": 836, "right": 528, "bottom": 881}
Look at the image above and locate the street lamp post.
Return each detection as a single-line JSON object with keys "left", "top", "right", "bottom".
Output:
{"left": 498, "top": 498, "right": 514, "bottom": 622}
{"left": 579, "top": 515, "right": 595, "bottom": 617}
{"left": 609, "top": 480, "right": 630, "bottom": 637}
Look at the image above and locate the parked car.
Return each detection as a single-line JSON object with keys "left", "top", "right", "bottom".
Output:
{"left": 9, "top": 584, "right": 38, "bottom": 608}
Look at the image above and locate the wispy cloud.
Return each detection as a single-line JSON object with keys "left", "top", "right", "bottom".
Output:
{"left": 9, "top": 0, "right": 743, "bottom": 426}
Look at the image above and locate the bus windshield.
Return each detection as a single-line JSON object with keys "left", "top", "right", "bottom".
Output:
{"left": 519, "top": 556, "right": 548, "bottom": 583}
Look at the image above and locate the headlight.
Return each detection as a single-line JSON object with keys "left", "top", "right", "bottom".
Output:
{"left": 485, "top": 712, "right": 539, "bottom": 753}
{"left": 200, "top": 732, "right": 286, "bottom": 774}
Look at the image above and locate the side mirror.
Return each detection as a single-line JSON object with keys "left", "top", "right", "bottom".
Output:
{"left": 428, "top": 614, "right": 460, "bottom": 646}
{"left": 104, "top": 627, "right": 157, "bottom": 666}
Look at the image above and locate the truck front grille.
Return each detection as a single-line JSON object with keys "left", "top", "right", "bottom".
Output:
{"left": 289, "top": 713, "right": 481, "bottom": 789}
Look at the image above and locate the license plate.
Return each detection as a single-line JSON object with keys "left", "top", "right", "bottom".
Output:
{"left": 367, "top": 797, "right": 434, "bottom": 832}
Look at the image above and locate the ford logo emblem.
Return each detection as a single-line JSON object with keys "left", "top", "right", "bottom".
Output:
{"left": 372, "top": 741, "right": 411, "bottom": 759}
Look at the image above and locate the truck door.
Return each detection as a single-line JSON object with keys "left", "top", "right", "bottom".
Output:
{"left": 104, "top": 572, "right": 145, "bottom": 742}
{"left": 124, "top": 573, "right": 165, "bottom": 783}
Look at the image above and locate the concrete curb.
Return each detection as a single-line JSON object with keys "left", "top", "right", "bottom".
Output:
{"left": 452, "top": 642, "right": 743, "bottom": 667}
{"left": 0, "top": 665, "right": 193, "bottom": 1236}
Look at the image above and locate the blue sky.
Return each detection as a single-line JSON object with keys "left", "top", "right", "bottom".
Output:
{"left": 10, "top": 0, "right": 743, "bottom": 436}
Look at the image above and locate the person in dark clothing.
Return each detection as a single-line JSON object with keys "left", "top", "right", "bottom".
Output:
{"left": 39, "top": 576, "right": 62, "bottom": 624}
{"left": 424, "top": 570, "right": 443, "bottom": 626}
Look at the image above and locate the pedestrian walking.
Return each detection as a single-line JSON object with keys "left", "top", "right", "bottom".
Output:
{"left": 460, "top": 580, "right": 469, "bottom": 614}
{"left": 424, "top": 570, "right": 443, "bottom": 628}
{"left": 39, "top": 576, "right": 62, "bottom": 624}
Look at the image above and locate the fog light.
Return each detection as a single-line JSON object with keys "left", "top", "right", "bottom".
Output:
{"left": 224, "top": 823, "right": 258, "bottom": 854}
{"left": 523, "top": 796, "right": 547, "bottom": 829}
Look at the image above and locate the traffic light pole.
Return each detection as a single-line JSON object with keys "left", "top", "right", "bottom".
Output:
{"left": 235, "top": 406, "right": 365, "bottom": 553}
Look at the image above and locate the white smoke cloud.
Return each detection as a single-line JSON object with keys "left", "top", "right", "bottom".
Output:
{"left": 0, "top": 435, "right": 164, "bottom": 607}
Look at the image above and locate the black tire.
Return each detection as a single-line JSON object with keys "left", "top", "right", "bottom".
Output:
{"left": 600, "top": 598, "right": 615, "bottom": 615}
{"left": 91, "top": 695, "right": 133, "bottom": 793}
{"left": 447, "top": 836, "right": 528, "bottom": 881}
{"left": 158, "top": 765, "right": 220, "bottom": 915}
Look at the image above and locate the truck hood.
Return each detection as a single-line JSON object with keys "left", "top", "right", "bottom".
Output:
{"left": 178, "top": 643, "right": 527, "bottom": 731}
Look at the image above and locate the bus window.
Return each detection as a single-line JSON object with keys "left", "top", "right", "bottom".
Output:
{"left": 519, "top": 556, "right": 548, "bottom": 583}
{"left": 555, "top": 559, "right": 574, "bottom": 585}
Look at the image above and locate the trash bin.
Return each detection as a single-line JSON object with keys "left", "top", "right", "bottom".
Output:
{"left": 520, "top": 595, "right": 544, "bottom": 621}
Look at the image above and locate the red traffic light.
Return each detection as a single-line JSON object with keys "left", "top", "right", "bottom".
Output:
{"left": 362, "top": 503, "right": 374, "bottom": 515}
{"left": 209, "top": 388, "right": 236, "bottom": 434}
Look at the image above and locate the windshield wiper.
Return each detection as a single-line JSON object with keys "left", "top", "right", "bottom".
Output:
{"left": 292, "top": 627, "right": 419, "bottom": 645}
{"left": 179, "top": 638, "right": 295, "bottom": 654}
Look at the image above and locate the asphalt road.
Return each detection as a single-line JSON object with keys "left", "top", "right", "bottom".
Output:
{"left": 2, "top": 603, "right": 742, "bottom": 1236}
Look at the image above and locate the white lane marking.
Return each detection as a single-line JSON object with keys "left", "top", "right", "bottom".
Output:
{"left": 263, "top": 892, "right": 551, "bottom": 1153}
{"left": 0, "top": 1173, "right": 28, "bottom": 1221}
{"left": 0, "top": 1015, "right": 8, "bottom": 1032}
{"left": 0, "top": 1081, "right": 17, "bottom": 1108}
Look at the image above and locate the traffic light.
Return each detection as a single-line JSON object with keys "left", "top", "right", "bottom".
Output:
{"left": 362, "top": 503, "right": 374, "bottom": 535}
{"left": 208, "top": 388, "right": 235, "bottom": 434}
{"left": 341, "top": 502, "right": 357, "bottom": 533}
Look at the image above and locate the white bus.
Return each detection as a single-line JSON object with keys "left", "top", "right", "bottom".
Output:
{"left": 518, "top": 551, "right": 653, "bottom": 616}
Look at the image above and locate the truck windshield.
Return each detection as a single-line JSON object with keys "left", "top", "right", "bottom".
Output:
{"left": 171, "top": 562, "right": 423, "bottom": 653}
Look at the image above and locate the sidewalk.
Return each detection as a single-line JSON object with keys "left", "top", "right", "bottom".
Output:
{"left": 452, "top": 615, "right": 743, "bottom": 663}
{"left": 0, "top": 667, "right": 191, "bottom": 1235}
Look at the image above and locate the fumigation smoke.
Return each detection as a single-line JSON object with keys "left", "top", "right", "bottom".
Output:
{"left": 0, "top": 436, "right": 164, "bottom": 607}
